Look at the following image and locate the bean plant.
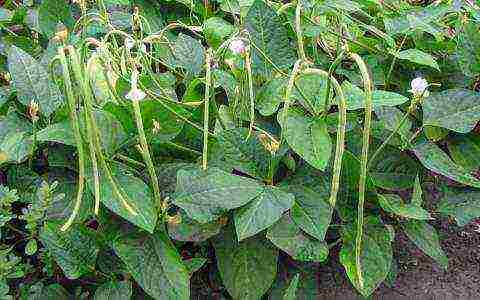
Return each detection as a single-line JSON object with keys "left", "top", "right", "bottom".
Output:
{"left": 0, "top": 0, "right": 479, "bottom": 298}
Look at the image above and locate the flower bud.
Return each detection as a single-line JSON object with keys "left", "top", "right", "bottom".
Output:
{"left": 125, "top": 69, "right": 146, "bottom": 101}
{"left": 28, "top": 100, "right": 39, "bottom": 121}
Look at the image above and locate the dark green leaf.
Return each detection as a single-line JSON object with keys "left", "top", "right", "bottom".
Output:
{"left": 40, "top": 221, "right": 99, "bottom": 280}
{"left": 172, "top": 167, "right": 263, "bottom": 223}
{"left": 457, "top": 23, "right": 480, "bottom": 77}
{"left": 436, "top": 188, "right": 480, "bottom": 226}
{"left": 168, "top": 209, "right": 223, "bottom": 242}
{"left": 203, "top": 17, "right": 235, "bottom": 48}
{"left": 402, "top": 220, "right": 448, "bottom": 270}
{"left": 395, "top": 49, "right": 439, "bottom": 71}
{"left": 38, "top": 0, "right": 74, "bottom": 38}
{"left": 378, "top": 194, "right": 431, "bottom": 220}
{"left": 114, "top": 230, "right": 190, "bottom": 300}
{"left": 282, "top": 274, "right": 300, "bottom": 300}
{"left": 94, "top": 281, "right": 132, "bottom": 300}
{"left": 173, "top": 33, "right": 205, "bottom": 75}
{"left": 423, "top": 89, "right": 480, "bottom": 133}
{"left": 266, "top": 215, "right": 328, "bottom": 262}
{"left": 234, "top": 186, "right": 294, "bottom": 241}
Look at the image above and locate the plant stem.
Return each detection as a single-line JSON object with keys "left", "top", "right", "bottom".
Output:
{"left": 295, "top": 1, "right": 306, "bottom": 61}
{"left": 349, "top": 52, "right": 373, "bottom": 290}
{"left": 131, "top": 98, "right": 163, "bottom": 211}
{"left": 58, "top": 47, "right": 86, "bottom": 231}
{"left": 203, "top": 49, "right": 213, "bottom": 170}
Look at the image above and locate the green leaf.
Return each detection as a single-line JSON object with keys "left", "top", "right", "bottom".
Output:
{"left": 213, "top": 226, "right": 278, "bottom": 300}
{"left": 256, "top": 77, "right": 286, "bottom": 116}
{"left": 340, "top": 216, "right": 393, "bottom": 297}
{"left": 413, "top": 142, "right": 480, "bottom": 188}
{"left": 172, "top": 167, "right": 263, "bottom": 223}
{"left": 378, "top": 194, "right": 431, "bottom": 220}
{"left": 436, "top": 188, "right": 480, "bottom": 226}
{"left": 183, "top": 257, "right": 207, "bottom": 275}
{"left": 423, "top": 89, "right": 480, "bottom": 133}
{"left": 210, "top": 128, "right": 270, "bottom": 179}
{"left": 234, "top": 186, "right": 294, "bottom": 241}
{"left": 369, "top": 147, "right": 418, "bottom": 190}
{"left": 37, "top": 109, "right": 127, "bottom": 155}
{"left": 282, "top": 274, "right": 300, "bottom": 300}
{"left": 411, "top": 175, "right": 423, "bottom": 207}
{"left": 287, "top": 185, "right": 332, "bottom": 241}
{"left": 167, "top": 209, "right": 223, "bottom": 242}
{"left": 94, "top": 281, "right": 132, "bottom": 300}
{"left": 375, "top": 106, "right": 412, "bottom": 143}
{"left": 290, "top": 73, "right": 331, "bottom": 114}
{"left": 86, "top": 162, "right": 157, "bottom": 233}
{"left": 113, "top": 230, "right": 190, "bottom": 300}
{"left": 281, "top": 108, "right": 332, "bottom": 171}
{"left": 245, "top": 0, "right": 296, "bottom": 78}
{"left": 40, "top": 221, "right": 99, "bottom": 280}
{"left": 29, "top": 284, "right": 70, "bottom": 300}
{"left": 424, "top": 125, "right": 449, "bottom": 142}
{"left": 203, "top": 17, "right": 235, "bottom": 48}
{"left": 457, "top": 23, "right": 480, "bottom": 77}
{"left": 25, "top": 239, "right": 37, "bottom": 256}
{"left": 402, "top": 220, "right": 448, "bottom": 270}
{"left": 395, "top": 49, "right": 440, "bottom": 71}
{"left": 173, "top": 33, "right": 205, "bottom": 75}
{"left": 447, "top": 135, "right": 480, "bottom": 172}
{"left": 38, "top": 0, "right": 74, "bottom": 38}
{"left": 133, "top": 0, "right": 164, "bottom": 32}
{"left": 334, "top": 81, "right": 409, "bottom": 110}
{"left": 7, "top": 46, "right": 63, "bottom": 117}
{"left": 266, "top": 215, "right": 328, "bottom": 262}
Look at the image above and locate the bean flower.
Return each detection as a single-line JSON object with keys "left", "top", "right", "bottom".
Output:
{"left": 229, "top": 39, "right": 246, "bottom": 55}
{"left": 125, "top": 69, "right": 146, "bottom": 101}
{"left": 410, "top": 77, "right": 429, "bottom": 98}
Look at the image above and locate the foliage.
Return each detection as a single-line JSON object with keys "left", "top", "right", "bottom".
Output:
{"left": 0, "top": 0, "right": 479, "bottom": 298}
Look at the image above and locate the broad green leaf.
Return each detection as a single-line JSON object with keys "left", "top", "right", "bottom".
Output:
{"left": 447, "top": 135, "right": 480, "bottom": 172}
{"left": 378, "top": 194, "right": 431, "bottom": 220}
{"left": 266, "top": 215, "right": 328, "bottom": 262}
{"left": 37, "top": 109, "right": 127, "bottom": 155}
{"left": 40, "top": 221, "right": 99, "bottom": 280}
{"left": 29, "top": 284, "right": 70, "bottom": 300}
{"left": 374, "top": 106, "right": 412, "bottom": 143}
{"left": 219, "top": 0, "right": 254, "bottom": 15}
{"left": 369, "top": 147, "right": 418, "bottom": 190}
{"left": 114, "top": 230, "right": 190, "bottom": 300}
{"left": 133, "top": 0, "right": 164, "bottom": 32}
{"left": 402, "top": 220, "right": 448, "bottom": 270}
{"left": 423, "top": 89, "right": 480, "bottom": 133}
{"left": 334, "top": 81, "right": 409, "bottom": 110}
{"left": 287, "top": 185, "right": 332, "bottom": 241}
{"left": 213, "top": 226, "right": 278, "bottom": 300}
{"left": 256, "top": 77, "right": 286, "bottom": 116}
{"left": 86, "top": 162, "right": 157, "bottom": 233}
{"left": 413, "top": 142, "right": 480, "bottom": 188}
{"left": 283, "top": 274, "right": 300, "bottom": 300}
{"left": 424, "top": 125, "right": 449, "bottom": 142}
{"left": 0, "top": 111, "right": 32, "bottom": 165}
{"left": 210, "top": 128, "right": 270, "bottom": 179}
{"left": 38, "top": 0, "right": 74, "bottom": 38}
{"left": 395, "top": 49, "right": 440, "bottom": 71}
{"left": 7, "top": 46, "right": 63, "bottom": 117}
{"left": 340, "top": 216, "right": 393, "bottom": 297}
{"left": 290, "top": 73, "right": 331, "bottom": 114}
{"left": 436, "top": 188, "right": 480, "bottom": 226}
{"left": 94, "top": 281, "right": 132, "bottom": 300}
{"left": 203, "top": 17, "right": 235, "bottom": 48}
{"left": 457, "top": 23, "right": 480, "bottom": 77}
{"left": 245, "top": 0, "right": 296, "bottom": 77}
{"left": 281, "top": 108, "right": 332, "bottom": 171}
{"left": 234, "top": 186, "right": 294, "bottom": 241}
{"left": 172, "top": 167, "right": 263, "bottom": 223}
{"left": 173, "top": 33, "right": 205, "bottom": 75}
{"left": 168, "top": 209, "right": 223, "bottom": 242}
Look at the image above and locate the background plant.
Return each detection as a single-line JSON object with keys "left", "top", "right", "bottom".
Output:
{"left": 0, "top": 0, "right": 479, "bottom": 298}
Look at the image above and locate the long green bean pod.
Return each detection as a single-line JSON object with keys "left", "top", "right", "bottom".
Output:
{"left": 349, "top": 52, "right": 374, "bottom": 290}
{"left": 58, "top": 47, "right": 86, "bottom": 231}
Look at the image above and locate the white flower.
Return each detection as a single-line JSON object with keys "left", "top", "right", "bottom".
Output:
{"left": 125, "top": 37, "right": 135, "bottom": 50}
{"left": 410, "top": 77, "right": 429, "bottom": 97}
{"left": 125, "top": 69, "right": 146, "bottom": 101}
{"left": 229, "top": 39, "right": 246, "bottom": 55}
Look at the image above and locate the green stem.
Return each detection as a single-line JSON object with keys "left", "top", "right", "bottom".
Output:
{"left": 131, "top": 98, "right": 163, "bottom": 211}
{"left": 203, "top": 49, "right": 213, "bottom": 169}
{"left": 58, "top": 47, "right": 86, "bottom": 231}
{"left": 295, "top": 1, "right": 306, "bottom": 61}
{"left": 367, "top": 104, "right": 414, "bottom": 169}
{"left": 349, "top": 52, "right": 373, "bottom": 290}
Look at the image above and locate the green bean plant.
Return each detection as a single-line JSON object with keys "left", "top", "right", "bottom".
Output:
{"left": 0, "top": 0, "right": 479, "bottom": 299}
